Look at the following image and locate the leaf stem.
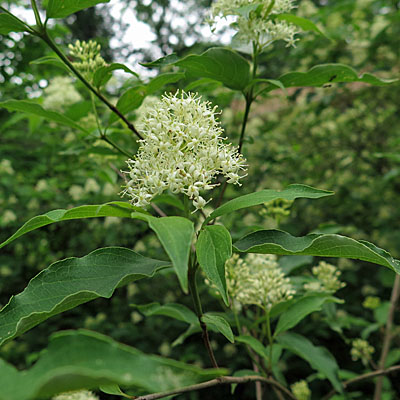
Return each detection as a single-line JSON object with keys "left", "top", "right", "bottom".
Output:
{"left": 30, "top": 0, "right": 43, "bottom": 29}
{"left": 188, "top": 261, "right": 219, "bottom": 368}
{"left": 90, "top": 93, "right": 132, "bottom": 158}
{"left": 214, "top": 43, "right": 259, "bottom": 210}
{"left": 133, "top": 375, "right": 297, "bottom": 400}
{"left": 34, "top": 29, "right": 143, "bottom": 141}
{"left": 0, "top": 6, "right": 35, "bottom": 34}
{"left": 265, "top": 310, "right": 273, "bottom": 371}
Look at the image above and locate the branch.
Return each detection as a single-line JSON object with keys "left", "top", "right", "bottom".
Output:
{"left": 374, "top": 273, "right": 400, "bottom": 399}
{"left": 36, "top": 30, "right": 143, "bottom": 141}
{"left": 133, "top": 375, "right": 297, "bottom": 400}
{"left": 323, "top": 365, "right": 400, "bottom": 399}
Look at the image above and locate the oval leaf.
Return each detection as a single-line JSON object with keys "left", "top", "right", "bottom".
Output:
{"left": 234, "top": 229, "right": 400, "bottom": 274}
{"left": 0, "top": 247, "right": 169, "bottom": 346}
{"left": 135, "top": 302, "right": 198, "bottom": 325}
{"left": 46, "top": 0, "right": 110, "bottom": 19}
{"left": 174, "top": 47, "right": 251, "bottom": 91}
{"left": 275, "top": 14, "right": 329, "bottom": 38}
{"left": 277, "top": 332, "right": 343, "bottom": 392}
{"left": 30, "top": 55, "right": 71, "bottom": 72}
{"left": 0, "top": 14, "right": 29, "bottom": 34}
{"left": 203, "top": 313, "right": 234, "bottom": 343}
{"left": 132, "top": 213, "right": 194, "bottom": 293}
{"left": 109, "top": 86, "right": 146, "bottom": 124}
{"left": 197, "top": 225, "right": 232, "bottom": 306}
{"left": 146, "top": 72, "right": 185, "bottom": 94}
{"left": 205, "top": 184, "right": 333, "bottom": 223}
{"left": 275, "top": 294, "right": 340, "bottom": 335}
{"left": 0, "top": 100, "right": 89, "bottom": 133}
{"left": 0, "top": 202, "right": 143, "bottom": 249}
{"left": 0, "top": 330, "right": 225, "bottom": 400}
{"left": 236, "top": 335, "right": 269, "bottom": 359}
{"left": 93, "top": 63, "right": 138, "bottom": 88}
{"left": 268, "top": 64, "right": 398, "bottom": 93}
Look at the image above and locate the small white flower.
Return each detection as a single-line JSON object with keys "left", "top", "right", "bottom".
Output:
{"left": 210, "top": 0, "right": 299, "bottom": 50}
{"left": 121, "top": 91, "right": 246, "bottom": 211}
{"left": 52, "top": 390, "right": 99, "bottom": 400}
{"left": 304, "top": 261, "right": 345, "bottom": 293}
{"left": 43, "top": 77, "right": 82, "bottom": 111}
{"left": 225, "top": 253, "right": 295, "bottom": 310}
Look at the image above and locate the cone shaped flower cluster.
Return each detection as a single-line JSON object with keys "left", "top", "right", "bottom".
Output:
{"left": 121, "top": 92, "right": 246, "bottom": 211}
{"left": 68, "top": 40, "right": 107, "bottom": 80}
{"left": 210, "top": 0, "right": 298, "bottom": 49}
{"left": 225, "top": 253, "right": 295, "bottom": 310}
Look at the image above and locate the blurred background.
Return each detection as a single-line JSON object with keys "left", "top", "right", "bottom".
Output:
{"left": 0, "top": 0, "right": 399, "bottom": 398}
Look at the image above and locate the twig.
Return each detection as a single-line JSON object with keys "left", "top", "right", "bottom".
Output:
{"left": 36, "top": 30, "right": 143, "bottom": 141}
{"left": 200, "top": 319, "right": 219, "bottom": 369}
{"left": 150, "top": 203, "right": 167, "bottom": 217}
{"left": 133, "top": 375, "right": 297, "bottom": 400}
{"left": 323, "top": 365, "right": 400, "bottom": 399}
{"left": 374, "top": 273, "right": 400, "bottom": 399}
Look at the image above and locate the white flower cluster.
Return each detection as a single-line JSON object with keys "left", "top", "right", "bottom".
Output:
{"left": 304, "top": 261, "right": 346, "bottom": 293}
{"left": 121, "top": 92, "right": 246, "bottom": 211}
{"left": 43, "top": 77, "right": 82, "bottom": 111}
{"left": 68, "top": 40, "right": 107, "bottom": 80}
{"left": 225, "top": 253, "right": 295, "bottom": 310}
{"left": 210, "top": 0, "right": 298, "bottom": 49}
{"left": 291, "top": 380, "right": 311, "bottom": 400}
{"left": 52, "top": 390, "right": 98, "bottom": 400}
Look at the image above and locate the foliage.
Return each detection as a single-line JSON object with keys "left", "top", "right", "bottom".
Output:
{"left": 0, "top": 0, "right": 399, "bottom": 399}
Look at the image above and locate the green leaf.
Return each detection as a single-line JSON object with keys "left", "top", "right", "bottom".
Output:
{"left": 0, "top": 247, "right": 169, "bottom": 346}
{"left": 100, "top": 384, "right": 131, "bottom": 398}
{"left": 234, "top": 229, "right": 400, "bottom": 274}
{"left": 275, "top": 14, "right": 329, "bottom": 38}
{"left": 203, "top": 313, "right": 234, "bottom": 343}
{"left": 279, "top": 255, "right": 313, "bottom": 274}
{"left": 109, "top": 86, "right": 146, "bottom": 124}
{"left": 0, "top": 202, "right": 143, "bottom": 249}
{"left": 265, "top": 64, "right": 398, "bottom": 93}
{"left": 236, "top": 335, "right": 269, "bottom": 359}
{"left": 197, "top": 225, "right": 232, "bottom": 306}
{"left": 0, "top": 14, "right": 29, "bottom": 34}
{"left": 174, "top": 47, "right": 251, "bottom": 91}
{"left": 205, "top": 184, "right": 333, "bottom": 223}
{"left": 93, "top": 63, "right": 138, "bottom": 88}
{"left": 275, "top": 295, "right": 340, "bottom": 335}
{"left": 235, "top": 4, "right": 263, "bottom": 18}
{"left": 135, "top": 302, "right": 198, "bottom": 325}
{"left": 46, "top": 0, "right": 110, "bottom": 19}
{"left": 152, "top": 194, "right": 184, "bottom": 211}
{"left": 146, "top": 72, "right": 185, "bottom": 94}
{"left": 0, "top": 100, "right": 89, "bottom": 133}
{"left": 277, "top": 332, "right": 343, "bottom": 392}
{"left": 251, "top": 78, "right": 286, "bottom": 94}
{"left": 185, "top": 77, "right": 222, "bottom": 92}
{"left": 172, "top": 324, "right": 201, "bottom": 347}
{"left": 140, "top": 53, "right": 180, "bottom": 68}
{"left": 30, "top": 55, "right": 71, "bottom": 72}
{"left": 132, "top": 214, "right": 194, "bottom": 293}
{"left": 0, "top": 330, "right": 225, "bottom": 400}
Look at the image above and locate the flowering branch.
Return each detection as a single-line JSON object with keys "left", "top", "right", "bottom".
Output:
{"left": 133, "top": 375, "right": 297, "bottom": 400}
{"left": 31, "top": 27, "right": 143, "bottom": 141}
